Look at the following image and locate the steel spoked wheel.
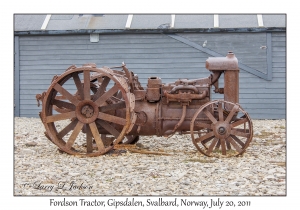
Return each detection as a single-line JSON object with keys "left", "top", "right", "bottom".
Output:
{"left": 89, "top": 73, "right": 139, "bottom": 145}
{"left": 191, "top": 100, "right": 253, "bottom": 157}
{"left": 41, "top": 65, "right": 134, "bottom": 157}
{"left": 197, "top": 128, "right": 213, "bottom": 149}
{"left": 89, "top": 74, "right": 139, "bottom": 145}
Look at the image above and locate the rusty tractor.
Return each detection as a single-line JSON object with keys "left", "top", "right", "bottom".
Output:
{"left": 36, "top": 52, "right": 253, "bottom": 157}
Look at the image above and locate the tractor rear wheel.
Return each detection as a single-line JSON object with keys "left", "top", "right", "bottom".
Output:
{"left": 40, "top": 65, "right": 135, "bottom": 156}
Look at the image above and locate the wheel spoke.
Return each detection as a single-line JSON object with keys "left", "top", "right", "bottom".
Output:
{"left": 93, "top": 77, "right": 110, "bottom": 101}
{"left": 220, "top": 138, "right": 226, "bottom": 155}
{"left": 86, "top": 124, "right": 93, "bottom": 153}
{"left": 100, "top": 134, "right": 107, "bottom": 143}
{"left": 225, "top": 104, "right": 239, "bottom": 123}
{"left": 94, "top": 84, "right": 119, "bottom": 107}
{"left": 204, "top": 108, "right": 217, "bottom": 124}
{"left": 97, "top": 112, "right": 127, "bottom": 126}
{"left": 73, "top": 73, "right": 84, "bottom": 100}
{"left": 46, "top": 111, "right": 76, "bottom": 123}
{"left": 230, "top": 135, "right": 245, "bottom": 148}
{"left": 226, "top": 139, "right": 231, "bottom": 150}
{"left": 55, "top": 95, "right": 67, "bottom": 100}
{"left": 207, "top": 138, "right": 218, "bottom": 155}
{"left": 54, "top": 83, "right": 80, "bottom": 106}
{"left": 227, "top": 136, "right": 242, "bottom": 153}
{"left": 52, "top": 99, "right": 75, "bottom": 110}
{"left": 84, "top": 70, "right": 91, "bottom": 100}
{"left": 215, "top": 139, "right": 221, "bottom": 150}
{"left": 235, "top": 128, "right": 250, "bottom": 133}
{"left": 195, "top": 122, "right": 212, "bottom": 129}
{"left": 65, "top": 121, "right": 84, "bottom": 150}
{"left": 231, "top": 117, "right": 248, "bottom": 128}
{"left": 195, "top": 131, "right": 214, "bottom": 143}
{"left": 218, "top": 102, "right": 224, "bottom": 121}
{"left": 100, "top": 101, "right": 126, "bottom": 113}
{"left": 96, "top": 119, "right": 120, "bottom": 138}
{"left": 57, "top": 119, "right": 78, "bottom": 139}
{"left": 202, "top": 134, "right": 214, "bottom": 144}
{"left": 231, "top": 128, "right": 250, "bottom": 138}
{"left": 89, "top": 122, "right": 105, "bottom": 152}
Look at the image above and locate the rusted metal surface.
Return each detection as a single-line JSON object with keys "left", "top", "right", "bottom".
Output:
{"left": 37, "top": 52, "right": 253, "bottom": 157}
{"left": 206, "top": 51, "right": 239, "bottom": 109}
{"left": 164, "top": 90, "right": 208, "bottom": 104}
{"left": 190, "top": 100, "right": 253, "bottom": 156}
{"left": 146, "top": 77, "right": 162, "bottom": 102}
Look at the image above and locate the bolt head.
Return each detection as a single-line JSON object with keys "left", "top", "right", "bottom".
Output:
{"left": 218, "top": 127, "right": 226, "bottom": 135}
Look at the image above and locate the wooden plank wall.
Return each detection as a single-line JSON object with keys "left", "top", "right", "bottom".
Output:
{"left": 17, "top": 32, "right": 286, "bottom": 119}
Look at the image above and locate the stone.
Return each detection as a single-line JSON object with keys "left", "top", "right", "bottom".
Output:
{"left": 155, "top": 186, "right": 165, "bottom": 191}
{"left": 14, "top": 117, "right": 286, "bottom": 196}
{"left": 136, "top": 143, "right": 145, "bottom": 148}
{"left": 264, "top": 181, "right": 274, "bottom": 185}
{"left": 267, "top": 168, "right": 277, "bottom": 174}
{"left": 264, "top": 175, "right": 276, "bottom": 180}
{"left": 104, "top": 170, "right": 113, "bottom": 175}
{"left": 25, "top": 141, "right": 37, "bottom": 147}
{"left": 135, "top": 166, "right": 148, "bottom": 170}
{"left": 274, "top": 173, "right": 286, "bottom": 179}
{"left": 69, "top": 172, "right": 80, "bottom": 176}
{"left": 23, "top": 163, "right": 31, "bottom": 167}
{"left": 253, "top": 180, "right": 261, "bottom": 184}
{"left": 114, "top": 174, "right": 123, "bottom": 178}
{"left": 277, "top": 168, "right": 285, "bottom": 173}
{"left": 271, "top": 141, "right": 283, "bottom": 145}
{"left": 267, "top": 190, "right": 276, "bottom": 195}
{"left": 22, "top": 149, "right": 36, "bottom": 155}
{"left": 136, "top": 180, "right": 143, "bottom": 184}
{"left": 96, "top": 172, "right": 102, "bottom": 176}
{"left": 276, "top": 191, "right": 286, "bottom": 196}
{"left": 254, "top": 131, "right": 262, "bottom": 136}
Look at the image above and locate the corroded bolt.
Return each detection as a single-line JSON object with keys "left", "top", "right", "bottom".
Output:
{"left": 81, "top": 105, "right": 94, "bottom": 118}
{"left": 218, "top": 127, "right": 226, "bottom": 135}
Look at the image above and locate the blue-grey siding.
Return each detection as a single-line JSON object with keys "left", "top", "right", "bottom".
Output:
{"left": 16, "top": 32, "right": 286, "bottom": 119}
{"left": 14, "top": 36, "right": 20, "bottom": 116}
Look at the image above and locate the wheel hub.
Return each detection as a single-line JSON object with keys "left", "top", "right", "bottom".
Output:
{"left": 213, "top": 122, "right": 231, "bottom": 139}
{"left": 81, "top": 105, "right": 94, "bottom": 118}
{"left": 76, "top": 100, "right": 99, "bottom": 124}
{"left": 218, "top": 127, "right": 226, "bottom": 135}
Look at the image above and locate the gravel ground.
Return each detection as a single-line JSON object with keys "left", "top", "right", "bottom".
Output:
{"left": 14, "top": 117, "right": 286, "bottom": 196}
